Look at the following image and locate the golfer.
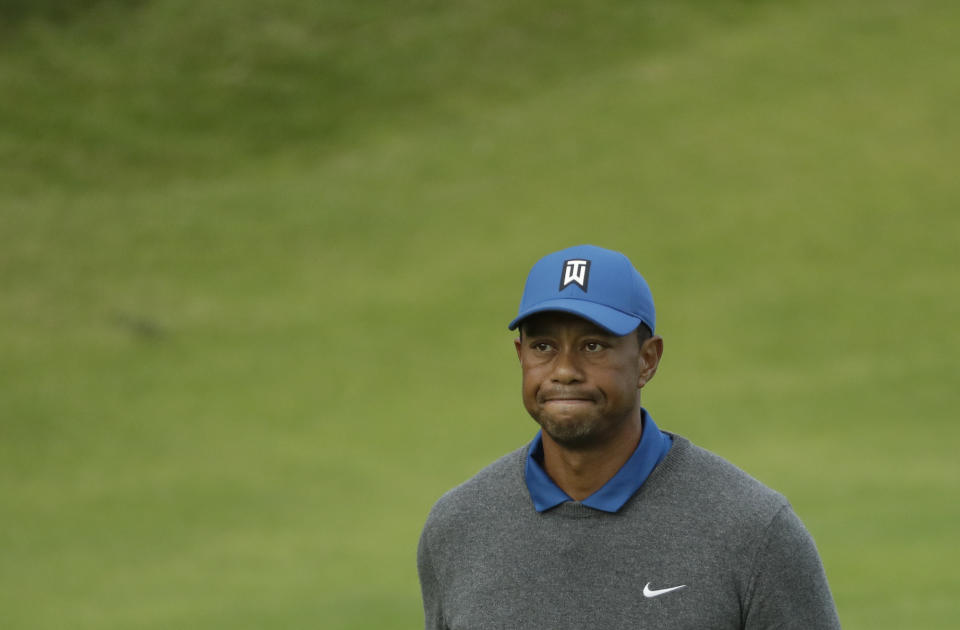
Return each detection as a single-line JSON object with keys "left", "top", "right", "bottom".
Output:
{"left": 417, "top": 244, "right": 841, "bottom": 629}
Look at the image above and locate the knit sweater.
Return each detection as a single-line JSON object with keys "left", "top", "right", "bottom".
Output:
{"left": 417, "top": 434, "right": 841, "bottom": 629}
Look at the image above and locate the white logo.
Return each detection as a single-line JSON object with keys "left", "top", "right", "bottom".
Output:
{"left": 560, "top": 259, "right": 591, "bottom": 291}
{"left": 643, "top": 582, "right": 687, "bottom": 598}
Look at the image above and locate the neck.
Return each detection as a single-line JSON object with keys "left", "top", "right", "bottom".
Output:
{"left": 540, "top": 411, "right": 644, "bottom": 501}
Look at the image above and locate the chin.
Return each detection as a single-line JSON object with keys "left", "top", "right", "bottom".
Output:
{"left": 537, "top": 417, "right": 605, "bottom": 450}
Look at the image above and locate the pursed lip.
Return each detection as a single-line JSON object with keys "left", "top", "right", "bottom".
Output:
{"left": 540, "top": 391, "right": 596, "bottom": 404}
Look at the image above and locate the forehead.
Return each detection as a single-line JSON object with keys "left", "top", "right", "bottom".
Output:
{"left": 520, "top": 311, "right": 616, "bottom": 337}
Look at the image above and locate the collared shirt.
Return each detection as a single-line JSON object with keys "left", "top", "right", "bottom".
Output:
{"left": 524, "top": 409, "right": 673, "bottom": 513}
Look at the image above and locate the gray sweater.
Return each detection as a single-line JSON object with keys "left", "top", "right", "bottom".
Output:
{"left": 418, "top": 434, "right": 841, "bottom": 629}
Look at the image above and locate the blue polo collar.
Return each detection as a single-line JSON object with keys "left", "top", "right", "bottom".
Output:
{"left": 524, "top": 409, "right": 672, "bottom": 513}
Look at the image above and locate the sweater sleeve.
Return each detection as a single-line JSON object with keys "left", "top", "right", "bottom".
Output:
{"left": 743, "top": 504, "right": 841, "bottom": 629}
{"left": 417, "top": 524, "right": 448, "bottom": 630}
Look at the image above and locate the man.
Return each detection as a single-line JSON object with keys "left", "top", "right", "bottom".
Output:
{"left": 418, "top": 244, "right": 841, "bottom": 629}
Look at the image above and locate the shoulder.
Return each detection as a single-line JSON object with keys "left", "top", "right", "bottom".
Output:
{"left": 421, "top": 445, "right": 530, "bottom": 539}
{"left": 655, "top": 437, "right": 838, "bottom": 624}
{"left": 662, "top": 434, "right": 788, "bottom": 505}
{"left": 648, "top": 435, "right": 794, "bottom": 540}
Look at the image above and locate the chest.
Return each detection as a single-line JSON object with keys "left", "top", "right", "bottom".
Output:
{"left": 438, "top": 517, "right": 747, "bottom": 630}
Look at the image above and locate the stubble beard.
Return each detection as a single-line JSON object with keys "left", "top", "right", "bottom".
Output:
{"left": 532, "top": 409, "right": 611, "bottom": 450}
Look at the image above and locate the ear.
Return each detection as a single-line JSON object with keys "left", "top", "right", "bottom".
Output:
{"left": 637, "top": 335, "right": 664, "bottom": 388}
{"left": 514, "top": 337, "right": 523, "bottom": 364}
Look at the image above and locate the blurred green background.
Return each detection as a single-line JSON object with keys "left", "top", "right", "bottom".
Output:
{"left": 2, "top": 0, "right": 958, "bottom": 628}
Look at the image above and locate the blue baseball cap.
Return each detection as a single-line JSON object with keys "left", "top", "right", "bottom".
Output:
{"left": 508, "top": 245, "right": 656, "bottom": 336}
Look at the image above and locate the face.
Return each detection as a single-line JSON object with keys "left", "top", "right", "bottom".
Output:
{"left": 515, "top": 312, "right": 662, "bottom": 450}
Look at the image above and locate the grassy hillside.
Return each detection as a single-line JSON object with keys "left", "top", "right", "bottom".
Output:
{"left": 1, "top": 0, "right": 743, "bottom": 193}
{"left": 2, "top": 1, "right": 958, "bottom": 628}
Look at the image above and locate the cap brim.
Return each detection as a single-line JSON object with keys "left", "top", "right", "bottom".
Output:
{"left": 508, "top": 299, "right": 645, "bottom": 336}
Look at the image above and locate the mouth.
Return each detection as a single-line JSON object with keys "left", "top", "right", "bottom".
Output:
{"left": 543, "top": 399, "right": 594, "bottom": 409}
{"left": 540, "top": 392, "right": 596, "bottom": 405}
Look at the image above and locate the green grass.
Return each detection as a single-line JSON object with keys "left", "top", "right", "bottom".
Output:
{"left": 2, "top": 0, "right": 959, "bottom": 628}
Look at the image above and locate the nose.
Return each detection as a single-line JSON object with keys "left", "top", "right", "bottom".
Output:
{"left": 550, "top": 348, "right": 584, "bottom": 384}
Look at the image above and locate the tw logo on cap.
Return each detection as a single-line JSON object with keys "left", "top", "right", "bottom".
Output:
{"left": 560, "top": 259, "right": 590, "bottom": 292}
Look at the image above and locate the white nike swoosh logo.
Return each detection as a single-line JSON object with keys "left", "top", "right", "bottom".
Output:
{"left": 643, "top": 582, "right": 687, "bottom": 598}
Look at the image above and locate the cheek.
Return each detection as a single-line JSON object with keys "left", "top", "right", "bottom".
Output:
{"left": 597, "top": 369, "right": 639, "bottom": 402}
{"left": 519, "top": 366, "right": 546, "bottom": 404}
{"left": 520, "top": 370, "right": 538, "bottom": 398}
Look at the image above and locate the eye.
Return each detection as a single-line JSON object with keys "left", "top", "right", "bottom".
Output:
{"left": 584, "top": 341, "right": 605, "bottom": 353}
{"left": 533, "top": 342, "right": 554, "bottom": 352}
